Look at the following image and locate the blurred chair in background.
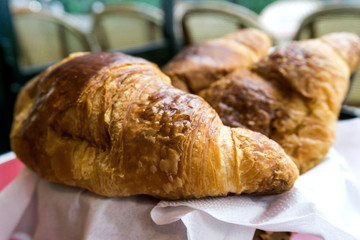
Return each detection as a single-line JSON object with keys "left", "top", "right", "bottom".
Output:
{"left": 12, "top": 7, "right": 93, "bottom": 73}
{"left": 175, "top": 1, "right": 265, "bottom": 46}
{"left": 91, "top": 2, "right": 172, "bottom": 66}
{"left": 294, "top": 4, "right": 360, "bottom": 115}
{"left": 91, "top": 2, "right": 163, "bottom": 51}
{"left": 294, "top": 5, "right": 360, "bottom": 40}
{"left": 259, "top": 0, "right": 322, "bottom": 45}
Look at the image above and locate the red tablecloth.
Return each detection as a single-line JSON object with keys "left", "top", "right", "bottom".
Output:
{"left": 0, "top": 154, "right": 23, "bottom": 191}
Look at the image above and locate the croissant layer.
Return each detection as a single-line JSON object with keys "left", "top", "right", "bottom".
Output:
{"left": 200, "top": 33, "right": 360, "bottom": 173}
{"left": 11, "top": 52, "right": 298, "bottom": 199}
{"left": 163, "top": 28, "right": 272, "bottom": 93}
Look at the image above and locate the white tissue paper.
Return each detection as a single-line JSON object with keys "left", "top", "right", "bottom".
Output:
{"left": 152, "top": 149, "right": 360, "bottom": 240}
{"left": 1, "top": 119, "right": 360, "bottom": 240}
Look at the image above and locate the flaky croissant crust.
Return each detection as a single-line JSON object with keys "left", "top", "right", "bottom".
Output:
{"left": 11, "top": 52, "right": 298, "bottom": 200}
{"left": 162, "top": 28, "right": 272, "bottom": 93}
{"left": 199, "top": 33, "right": 360, "bottom": 173}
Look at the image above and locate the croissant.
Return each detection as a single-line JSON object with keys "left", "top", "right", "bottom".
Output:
{"left": 162, "top": 28, "right": 272, "bottom": 93}
{"left": 11, "top": 52, "right": 298, "bottom": 200}
{"left": 199, "top": 33, "right": 360, "bottom": 173}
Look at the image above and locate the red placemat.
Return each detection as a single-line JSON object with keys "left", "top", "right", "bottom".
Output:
{"left": 0, "top": 154, "right": 24, "bottom": 191}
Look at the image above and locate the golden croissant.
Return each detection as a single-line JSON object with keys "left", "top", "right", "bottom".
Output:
{"left": 11, "top": 52, "right": 298, "bottom": 200}
{"left": 162, "top": 28, "right": 272, "bottom": 93}
{"left": 199, "top": 33, "right": 360, "bottom": 173}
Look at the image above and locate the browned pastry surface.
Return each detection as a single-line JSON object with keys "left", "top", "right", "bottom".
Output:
{"left": 11, "top": 52, "right": 298, "bottom": 200}
{"left": 162, "top": 28, "right": 272, "bottom": 93}
{"left": 253, "top": 230, "right": 291, "bottom": 240}
{"left": 198, "top": 68, "right": 282, "bottom": 136}
{"left": 200, "top": 33, "right": 360, "bottom": 173}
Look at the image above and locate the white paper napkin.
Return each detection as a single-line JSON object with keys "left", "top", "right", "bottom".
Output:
{"left": 151, "top": 149, "right": 360, "bottom": 240}
{"left": 0, "top": 167, "right": 39, "bottom": 240}
{"left": 334, "top": 118, "right": 360, "bottom": 186}
{"left": 0, "top": 168, "right": 187, "bottom": 240}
